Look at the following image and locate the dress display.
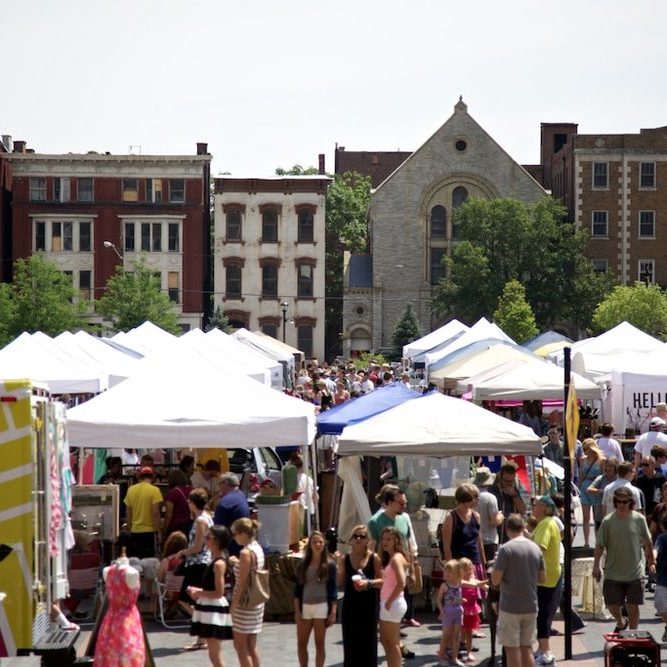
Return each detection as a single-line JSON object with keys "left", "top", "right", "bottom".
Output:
{"left": 94, "top": 562, "right": 145, "bottom": 667}
{"left": 190, "top": 557, "right": 233, "bottom": 640}
{"left": 341, "top": 554, "right": 378, "bottom": 667}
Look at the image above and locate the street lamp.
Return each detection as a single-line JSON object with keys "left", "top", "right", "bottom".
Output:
{"left": 281, "top": 300, "right": 289, "bottom": 343}
{"left": 103, "top": 240, "right": 123, "bottom": 262}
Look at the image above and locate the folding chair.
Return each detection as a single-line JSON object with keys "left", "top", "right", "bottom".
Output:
{"left": 154, "top": 572, "right": 189, "bottom": 629}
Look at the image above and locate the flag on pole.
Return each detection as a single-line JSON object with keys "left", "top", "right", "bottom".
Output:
{"left": 566, "top": 380, "right": 579, "bottom": 461}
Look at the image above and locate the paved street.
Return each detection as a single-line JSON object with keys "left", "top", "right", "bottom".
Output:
{"left": 74, "top": 511, "right": 667, "bottom": 665}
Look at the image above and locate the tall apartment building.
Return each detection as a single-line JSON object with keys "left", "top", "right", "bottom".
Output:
{"left": 213, "top": 176, "right": 330, "bottom": 360}
{"left": 2, "top": 141, "right": 211, "bottom": 330}
{"left": 539, "top": 123, "right": 667, "bottom": 285}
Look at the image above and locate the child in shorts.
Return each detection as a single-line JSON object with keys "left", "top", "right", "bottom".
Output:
{"left": 437, "top": 559, "right": 465, "bottom": 667}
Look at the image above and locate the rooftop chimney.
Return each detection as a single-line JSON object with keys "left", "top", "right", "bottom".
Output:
{"left": 1, "top": 135, "right": 11, "bottom": 152}
{"left": 318, "top": 153, "right": 325, "bottom": 175}
{"left": 13, "top": 140, "right": 26, "bottom": 153}
{"left": 197, "top": 142, "right": 208, "bottom": 155}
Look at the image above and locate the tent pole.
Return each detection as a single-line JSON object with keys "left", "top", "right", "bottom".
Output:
{"left": 563, "top": 347, "right": 573, "bottom": 660}
{"left": 311, "top": 437, "right": 320, "bottom": 532}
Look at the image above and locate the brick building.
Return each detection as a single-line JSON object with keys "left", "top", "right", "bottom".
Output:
{"left": 2, "top": 141, "right": 211, "bottom": 330}
{"left": 213, "top": 175, "right": 330, "bottom": 360}
{"left": 0, "top": 134, "right": 13, "bottom": 283}
{"left": 340, "top": 98, "right": 546, "bottom": 356}
{"left": 539, "top": 123, "right": 667, "bottom": 285}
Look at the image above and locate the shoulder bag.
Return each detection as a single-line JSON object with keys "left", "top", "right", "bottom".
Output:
{"left": 407, "top": 558, "right": 423, "bottom": 595}
{"left": 238, "top": 548, "right": 270, "bottom": 609}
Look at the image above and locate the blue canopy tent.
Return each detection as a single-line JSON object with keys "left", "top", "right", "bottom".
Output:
{"left": 317, "top": 383, "right": 423, "bottom": 435}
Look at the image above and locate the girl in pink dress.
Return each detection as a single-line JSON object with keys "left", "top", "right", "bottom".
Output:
{"left": 459, "top": 557, "right": 487, "bottom": 665}
{"left": 94, "top": 555, "right": 145, "bottom": 666}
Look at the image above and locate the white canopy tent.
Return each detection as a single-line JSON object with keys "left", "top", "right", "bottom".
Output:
{"left": 610, "top": 346, "right": 667, "bottom": 434}
{"left": 548, "top": 322, "right": 663, "bottom": 381}
{"left": 178, "top": 329, "right": 271, "bottom": 386}
{"left": 455, "top": 358, "right": 537, "bottom": 394}
{"left": 402, "top": 319, "right": 469, "bottom": 362}
{"left": 55, "top": 331, "right": 141, "bottom": 387}
{"left": 429, "top": 342, "right": 539, "bottom": 390}
{"left": 0, "top": 332, "right": 105, "bottom": 394}
{"left": 110, "top": 321, "right": 177, "bottom": 356}
{"left": 205, "top": 329, "right": 284, "bottom": 389}
{"left": 66, "top": 345, "right": 316, "bottom": 448}
{"left": 471, "top": 360, "right": 602, "bottom": 401}
{"left": 232, "top": 328, "right": 295, "bottom": 387}
{"left": 337, "top": 392, "right": 542, "bottom": 457}
{"left": 423, "top": 318, "right": 515, "bottom": 370}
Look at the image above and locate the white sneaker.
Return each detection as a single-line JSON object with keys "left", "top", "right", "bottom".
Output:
{"left": 535, "top": 652, "right": 556, "bottom": 665}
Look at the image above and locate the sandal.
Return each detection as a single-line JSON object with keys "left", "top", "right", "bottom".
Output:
{"left": 182, "top": 641, "right": 207, "bottom": 651}
{"left": 613, "top": 617, "right": 628, "bottom": 633}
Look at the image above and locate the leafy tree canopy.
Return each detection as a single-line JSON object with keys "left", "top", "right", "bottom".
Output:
{"left": 493, "top": 279, "right": 538, "bottom": 344}
{"left": 0, "top": 282, "right": 16, "bottom": 347}
{"left": 275, "top": 165, "right": 320, "bottom": 175}
{"left": 591, "top": 282, "right": 667, "bottom": 339}
{"left": 10, "top": 254, "right": 79, "bottom": 338}
{"left": 390, "top": 303, "right": 422, "bottom": 360}
{"left": 350, "top": 351, "right": 388, "bottom": 371}
{"left": 433, "top": 196, "right": 612, "bottom": 332}
{"left": 96, "top": 258, "right": 180, "bottom": 334}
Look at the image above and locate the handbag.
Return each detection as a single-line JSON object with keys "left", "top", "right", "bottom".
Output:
{"left": 238, "top": 548, "right": 270, "bottom": 609}
{"left": 407, "top": 560, "right": 423, "bottom": 595}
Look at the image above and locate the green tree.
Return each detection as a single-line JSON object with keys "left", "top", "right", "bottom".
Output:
{"left": 390, "top": 303, "right": 422, "bottom": 360}
{"left": 10, "top": 254, "right": 79, "bottom": 337}
{"left": 351, "top": 351, "right": 388, "bottom": 371}
{"left": 275, "top": 165, "right": 319, "bottom": 175}
{"left": 493, "top": 279, "right": 538, "bottom": 343}
{"left": 324, "top": 171, "right": 372, "bottom": 358}
{"left": 591, "top": 282, "right": 667, "bottom": 338}
{"left": 205, "top": 305, "right": 231, "bottom": 333}
{"left": 433, "top": 196, "right": 609, "bottom": 331}
{"left": 96, "top": 258, "right": 180, "bottom": 334}
{"left": 0, "top": 282, "right": 15, "bottom": 346}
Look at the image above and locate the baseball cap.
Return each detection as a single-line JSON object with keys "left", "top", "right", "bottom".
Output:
{"left": 139, "top": 466, "right": 155, "bottom": 476}
{"left": 651, "top": 417, "right": 665, "bottom": 427}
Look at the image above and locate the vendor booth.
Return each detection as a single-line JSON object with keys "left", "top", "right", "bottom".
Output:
{"left": 402, "top": 319, "right": 469, "bottom": 362}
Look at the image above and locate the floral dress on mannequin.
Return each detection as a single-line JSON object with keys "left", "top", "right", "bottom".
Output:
{"left": 94, "top": 561, "right": 145, "bottom": 666}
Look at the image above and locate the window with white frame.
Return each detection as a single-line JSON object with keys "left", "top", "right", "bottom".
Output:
{"left": 30, "top": 177, "right": 46, "bottom": 202}
{"left": 591, "top": 211, "right": 608, "bottom": 237}
{"left": 225, "top": 208, "right": 243, "bottom": 241}
{"left": 169, "top": 179, "right": 185, "bottom": 203}
{"left": 592, "top": 162, "right": 609, "bottom": 189}
{"left": 225, "top": 264, "right": 242, "bottom": 299}
{"left": 591, "top": 259, "right": 608, "bottom": 273}
{"left": 124, "top": 220, "right": 181, "bottom": 253}
{"left": 639, "top": 211, "right": 655, "bottom": 239}
{"left": 78, "top": 178, "right": 93, "bottom": 202}
{"left": 167, "top": 271, "right": 179, "bottom": 303}
{"left": 54, "top": 178, "right": 70, "bottom": 202}
{"left": 638, "top": 259, "right": 655, "bottom": 283}
{"left": 297, "top": 262, "right": 314, "bottom": 298}
{"left": 33, "top": 219, "right": 93, "bottom": 252}
{"left": 640, "top": 162, "right": 656, "bottom": 189}
{"left": 146, "top": 178, "right": 163, "bottom": 203}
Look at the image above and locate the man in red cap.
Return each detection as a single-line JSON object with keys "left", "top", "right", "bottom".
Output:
{"left": 124, "top": 466, "right": 163, "bottom": 558}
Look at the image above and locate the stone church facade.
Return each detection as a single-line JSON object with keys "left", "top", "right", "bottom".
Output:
{"left": 341, "top": 98, "right": 547, "bottom": 357}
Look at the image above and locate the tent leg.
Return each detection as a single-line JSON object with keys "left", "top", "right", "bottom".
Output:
{"left": 311, "top": 438, "right": 320, "bottom": 532}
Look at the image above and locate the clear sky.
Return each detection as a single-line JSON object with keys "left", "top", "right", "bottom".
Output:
{"left": 2, "top": 1, "right": 666, "bottom": 176}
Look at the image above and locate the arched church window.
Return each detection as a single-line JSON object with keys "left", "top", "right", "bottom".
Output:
{"left": 430, "top": 205, "right": 446, "bottom": 239}
{"left": 452, "top": 186, "right": 468, "bottom": 209}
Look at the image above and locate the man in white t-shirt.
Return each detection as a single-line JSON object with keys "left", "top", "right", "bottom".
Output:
{"left": 596, "top": 423, "right": 624, "bottom": 461}
{"left": 358, "top": 370, "right": 375, "bottom": 394}
{"left": 602, "top": 461, "right": 643, "bottom": 517}
{"left": 634, "top": 417, "right": 667, "bottom": 468}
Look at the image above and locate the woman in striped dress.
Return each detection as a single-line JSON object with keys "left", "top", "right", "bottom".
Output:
{"left": 230, "top": 518, "right": 265, "bottom": 667}
{"left": 187, "top": 525, "right": 233, "bottom": 667}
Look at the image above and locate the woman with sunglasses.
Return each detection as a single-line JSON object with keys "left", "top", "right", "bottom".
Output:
{"left": 294, "top": 531, "right": 337, "bottom": 667}
{"left": 187, "top": 525, "right": 233, "bottom": 667}
{"left": 337, "top": 525, "right": 383, "bottom": 666}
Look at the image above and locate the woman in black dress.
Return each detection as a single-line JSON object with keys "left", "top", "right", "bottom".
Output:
{"left": 187, "top": 525, "right": 233, "bottom": 667}
{"left": 337, "top": 524, "right": 384, "bottom": 667}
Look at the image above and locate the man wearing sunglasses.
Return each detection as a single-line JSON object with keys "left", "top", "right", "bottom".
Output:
{"left": 593, "top": 487, "right": 654, "bottom": 632}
